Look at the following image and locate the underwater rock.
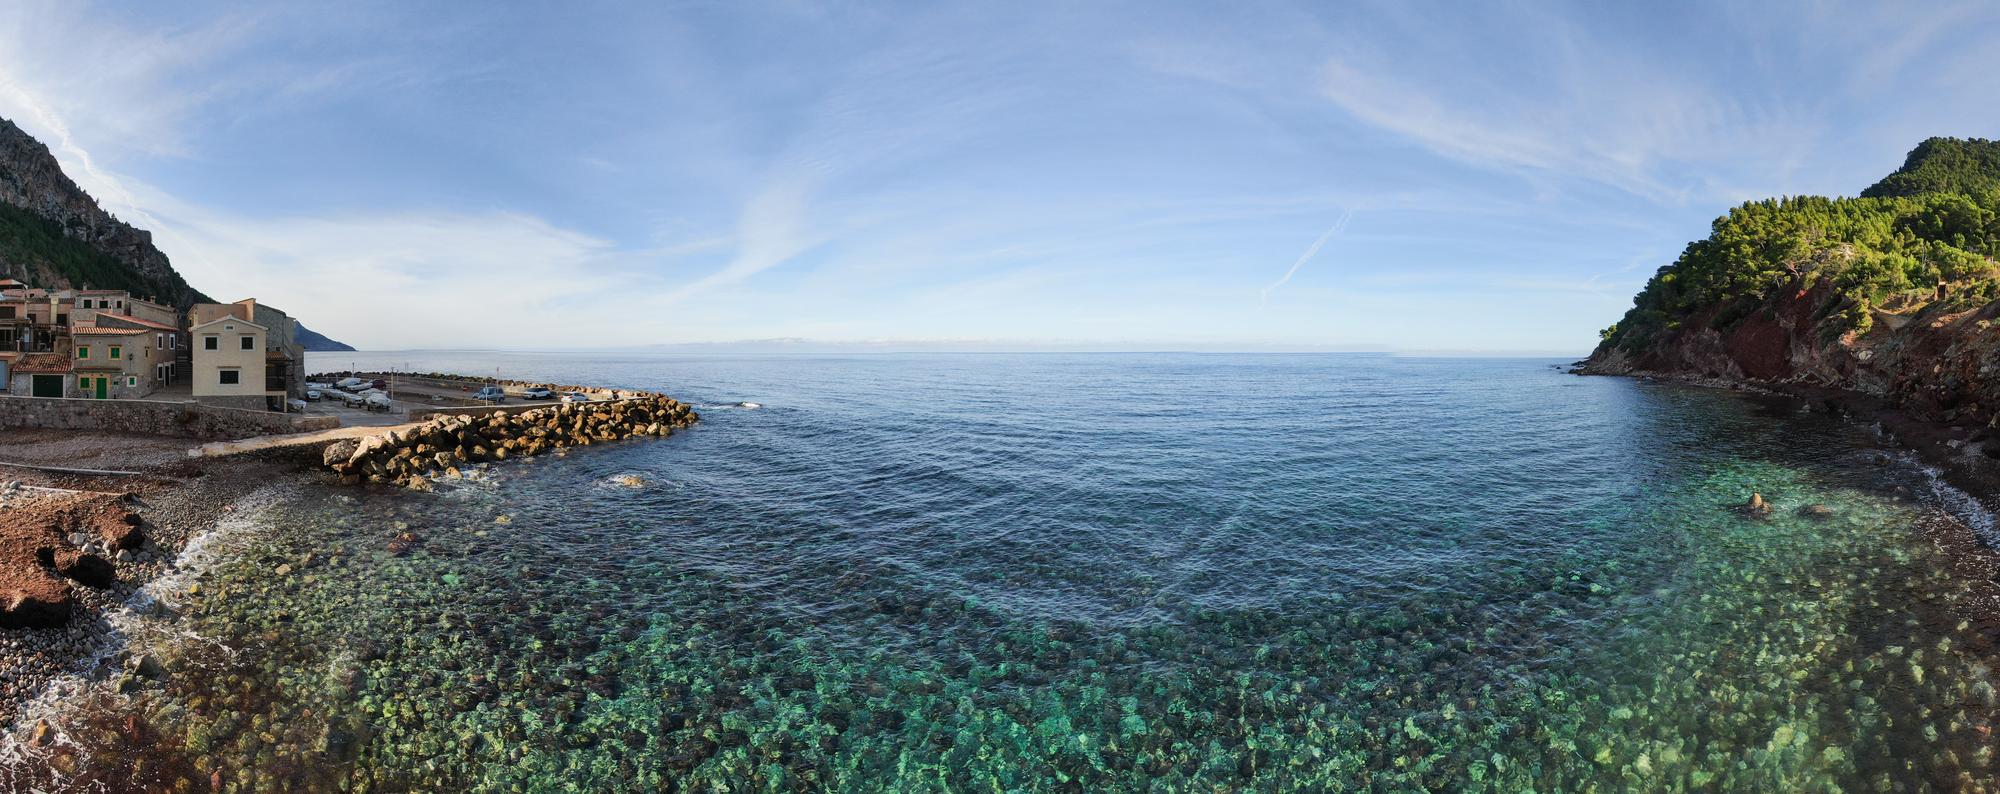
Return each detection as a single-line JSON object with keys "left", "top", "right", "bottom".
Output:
{"left": 611, "top": 474, "right": 646, "bottom": 488}
{"left": 26, "top": 718, "right": 51, "bottom": 748}
{"left": 128, "top": 653, "right": 166, "bottom": 680}
{"left": 1798, "top": 504, "right": 1835, "bottom": 520}
{"left": 1735, "top": 492, "right": 1773, "bottom": 518}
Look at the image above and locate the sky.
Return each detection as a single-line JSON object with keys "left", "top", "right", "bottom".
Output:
{"left": 1, "top": 1, "right": 1997, "bottom": 353}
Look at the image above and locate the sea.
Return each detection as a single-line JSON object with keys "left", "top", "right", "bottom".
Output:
{"left": 12, "top": 352, "right": 2000, "bottom": 791}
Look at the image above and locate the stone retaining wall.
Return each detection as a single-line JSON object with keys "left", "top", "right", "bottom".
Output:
{"left": 0, "top": 395, "right": 338, "bottom": 440}
{"left": 321, "top": 395, "right": 698, "bottom": 489}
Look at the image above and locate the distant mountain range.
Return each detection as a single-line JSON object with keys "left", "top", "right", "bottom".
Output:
{"left": 0, "top": 117, "right": 352, "bottom": 351}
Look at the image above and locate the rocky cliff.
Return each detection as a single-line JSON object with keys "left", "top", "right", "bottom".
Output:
{"left": 1583, "top": 138, "right": 2000, "bottom": 427}
{"left": 0, "top": 117, "right": 353, "bottom": 351}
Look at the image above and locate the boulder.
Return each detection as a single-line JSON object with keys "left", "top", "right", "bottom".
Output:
{"left": 323, "top": 439, "right": 359, "bottom": 468}
{"left": 1, "top": 584, "right": 73, "bottom": 629}
{"left": 52, "top": 550, "right": 116, "bottom": 588}
{"left": 1798, "top": 504, "right": 1835, "bottom": 520}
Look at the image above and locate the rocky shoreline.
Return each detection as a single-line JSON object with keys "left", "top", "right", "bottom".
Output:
{"left": 1574, "top": 364, "right": 2000, "bottom": 508}
{"left": 0, "top": 449, "right": 299, "bottom": 732}
{"left": 1572, "top": 366, "right": 2000, "bottom": 656}
{"left": 0, "top": 377, "right": 698, "bottom": 763}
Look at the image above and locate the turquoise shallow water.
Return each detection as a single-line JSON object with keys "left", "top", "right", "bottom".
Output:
{"left": 14, "top": 353, "right": 2000, "bottom": 791}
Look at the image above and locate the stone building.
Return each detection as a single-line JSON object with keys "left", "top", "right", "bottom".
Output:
{"left": 190, "top": 299, "right": 303, "bottom": 410}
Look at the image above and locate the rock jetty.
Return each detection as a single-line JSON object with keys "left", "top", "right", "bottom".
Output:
{"left": 319, "top": 396, "right": 698, "bottom": 489}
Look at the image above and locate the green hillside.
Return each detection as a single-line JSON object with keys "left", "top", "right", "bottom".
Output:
{"left": 1598, "top": 138, "right": 2000, "bottom": 354}
{"left": 0, "top": 201, "right": 168, "bottom": 299}
{"left": 1861, "top": 137, "right": 2000, "bottom": 199}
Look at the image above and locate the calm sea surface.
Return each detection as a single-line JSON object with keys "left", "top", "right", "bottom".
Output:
{"left": 15, "top": 353, "right": 2000, "bottom": 790}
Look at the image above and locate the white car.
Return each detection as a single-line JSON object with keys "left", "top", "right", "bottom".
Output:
{"left": 304, "top": 388, "right": 323, "bottom": 401}
{"left": 336, "top": 377, "right": 368, "bottom": 391}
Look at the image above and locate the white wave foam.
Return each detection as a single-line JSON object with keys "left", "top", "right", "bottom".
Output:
{"left": 1902, "top": 451, "right": 2000, "bottom": 546}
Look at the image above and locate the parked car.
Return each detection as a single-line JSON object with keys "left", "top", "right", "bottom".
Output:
{"left": 371, "top": 379, "right": 389, "bottom": 391}
{"left": 286, "top": 398, "right": 308, "bottom": 412}
{"left": 336, "top": 377, "right": 368, "bottom": 391}
{"left": 304, "top": 388, "right": 323, "bottom": 401}
{"left": 472, "top": 386, "right": 507, "bottom": 403}
{"left": 559, "top": 392, "right": 591, "bottom": 404}
{"left": 522, "top": 387, "right": 555, "bottom": 400}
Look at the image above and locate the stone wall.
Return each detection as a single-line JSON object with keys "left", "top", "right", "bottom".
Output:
{"left": 0, "top": 395, "right": 338, "bottom": 440}
{"left": 322, "top": 396, "right": 698, "bottom": 489}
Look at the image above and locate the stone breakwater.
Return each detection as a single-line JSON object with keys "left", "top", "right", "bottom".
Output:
{"left": 320, "top": 396, "right": 698, "bottom": 490}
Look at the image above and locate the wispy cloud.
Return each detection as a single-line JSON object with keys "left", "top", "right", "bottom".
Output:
{"left": 1261, "top": 209, "right": 1351, "bottom": 304}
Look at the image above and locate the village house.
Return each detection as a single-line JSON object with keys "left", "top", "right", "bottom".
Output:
{"left": 2, "top": 281, "right": 187, "bottom": 398}
{"left": 2, "top": 281, "right": 74, "bottom": 397}
{"left": 189, "top": 298, "right": 304, "bottom": 410}
{"left": 70, "top": 313, "right": 182, "bottom": 399}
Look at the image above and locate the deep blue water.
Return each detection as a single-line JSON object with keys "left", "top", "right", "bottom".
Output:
{"left": 19, "top": 353, "right": 2000, "bottom": 790}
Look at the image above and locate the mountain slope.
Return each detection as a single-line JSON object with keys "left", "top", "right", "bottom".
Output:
{"left": 0, "top": 117, "right": 353, "bottom": 351}
{"left": 1583, "top": 137, "right": 2000, "bottom": 424}
{"left": 1861, "top": 137, "right": 2000, "bottom": 199}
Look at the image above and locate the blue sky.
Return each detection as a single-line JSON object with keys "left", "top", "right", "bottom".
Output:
{"left": 1, "top": 1, "right": 1997, "bottom": 352}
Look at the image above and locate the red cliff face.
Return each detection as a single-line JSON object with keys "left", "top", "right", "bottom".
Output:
{"left": 1583, "top": 278, "right": 2000, "bottom": 426}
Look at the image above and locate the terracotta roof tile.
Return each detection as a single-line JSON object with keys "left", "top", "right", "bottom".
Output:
{"left": 91, "top": 314, "right": 178, "bottom": 331}
{"left": 72, "top": 325, "right": 147, "bottom": 336}
{"left": 10, "top": 353, "right": 69, "bottom": 373}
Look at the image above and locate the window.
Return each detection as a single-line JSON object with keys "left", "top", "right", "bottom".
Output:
{"left": 219, "top": 370, "right": 239, "bottom": 385}
{"left": 204, "top": 336, "right": 218, "bottom": 350}
{"left": 126, "top": 375, "right": 137, "bottom": 387}
{"left": 109, "top": 345, "right": 121, "bottom": 360}
{"left": 241, "top": 335, "right": 255, "bottom": 350}
{"left": 76, "top": 345, "right": 88, "bottom": 359}
{"left": 0, "top": 306, "right": 13, "bottom": 319}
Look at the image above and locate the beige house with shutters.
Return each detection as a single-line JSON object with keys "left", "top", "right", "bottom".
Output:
{"left": 190, "top": 314, "right": 279, "bottom": 409}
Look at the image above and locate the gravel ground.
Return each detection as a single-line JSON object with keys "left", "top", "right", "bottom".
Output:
{"left": 0, "top": 434, "right": 306, "bottom": 730}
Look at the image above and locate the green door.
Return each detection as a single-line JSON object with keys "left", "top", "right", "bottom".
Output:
{"left": 93, "top": 376, "right": 108, "bottom": 399}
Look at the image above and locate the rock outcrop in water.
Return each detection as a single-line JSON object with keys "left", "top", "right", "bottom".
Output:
{"left": 321, "top": 396, "right": 698, "bottom": 489}
{"left": 1581, "top": 138, "right": 2000, "bottom": 430}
